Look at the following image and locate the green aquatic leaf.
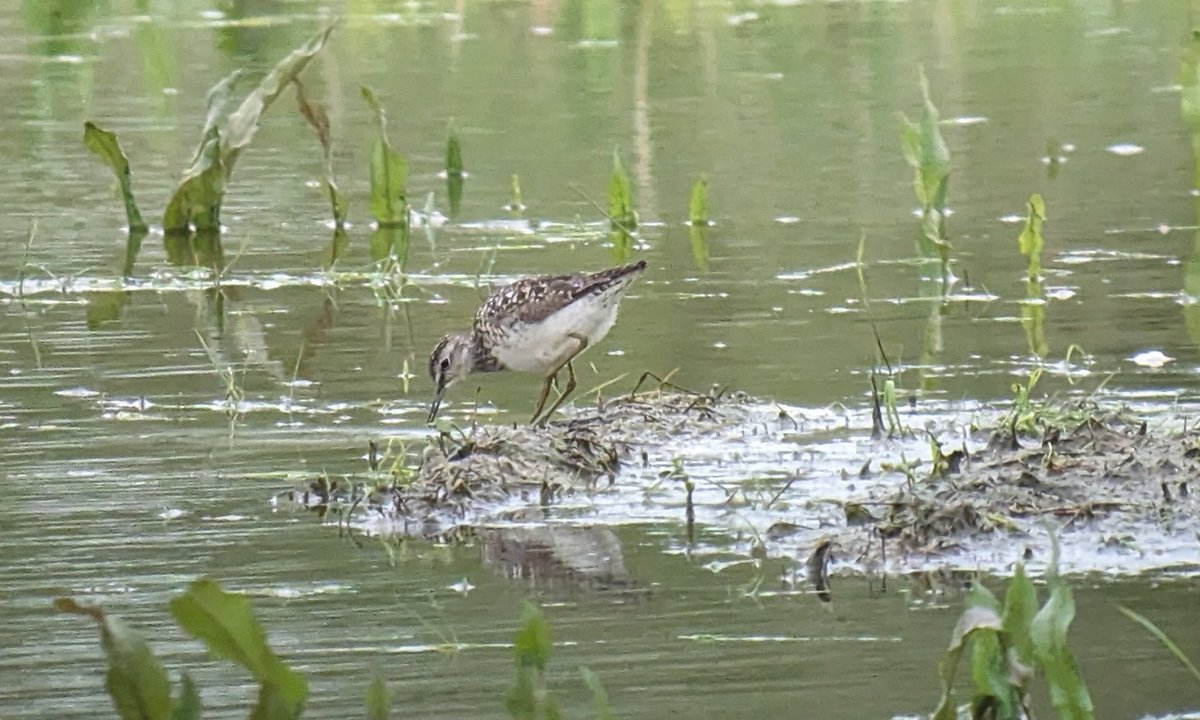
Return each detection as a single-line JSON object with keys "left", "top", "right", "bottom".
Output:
{"left": 608, "top": 147, "right": 636, "bottom": 231}
{"left": 295, "top": 78, "right": 347, "bottom": 227}
{"left": 365, "top": 671, "right": 390, "bottom": 720}
{"left": 221, "top": 23, "right": 336, "bottom": 178}
{"left": 369, "top": 226, "right": 410, "bottom": 265}
{"left": 1002, "top": 563, "right": 1038, "bottom": 669}
{"left": 55, "top": 597, "right": 173, "bottom": 720}
{"left": 1029, "top": 548, "right": 1094, "bottom": 720}
{"left": 162, "top": 124, "right": 226, "bottom": 233}
{"left": 169, "top": 579, "right": 307, "bottom": 716}
{"left": 514, "top": 602, "right": 552, "bottom": 672}
{"left": 362, "top": 86, "right": 409, "bottom": 227}
{"left": 898, "top": 68, "right": 950, "bottom": 213}
{"left": 931, "top": 605, "right": 1004, "bottom": 720}
{"left": 172, "top": 672, "right": 201, "bottom": 720}
{"left": 689, "top": 175, "right": 708, "bottom": 226}
{"left": 162, "top": 24, "right": 335, "bottom": 233}
{"left": 82, "top": 122, "right": 148, "bottom": 233}
{"left": 1018, "top": 194, "right": 1046, "bottom": 279}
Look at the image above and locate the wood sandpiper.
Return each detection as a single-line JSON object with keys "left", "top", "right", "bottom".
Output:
{"left": 427, "top": 260, "right": 647, "bottom": 425}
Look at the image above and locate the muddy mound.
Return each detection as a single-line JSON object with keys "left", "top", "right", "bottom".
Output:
{"left": 865, "top": 411, "right": 1199, "bottom": 555}
{"left": 278, "top": 385, "right": 750, "bottom": 536}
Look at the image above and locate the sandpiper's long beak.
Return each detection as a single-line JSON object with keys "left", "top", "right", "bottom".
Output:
{"left": 427, "top": 382, "right": 446, "bottom": 423}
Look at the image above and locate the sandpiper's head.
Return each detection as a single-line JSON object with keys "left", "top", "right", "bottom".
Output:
{"left": 427, "top": 333, "right": 474, "bottom": 422}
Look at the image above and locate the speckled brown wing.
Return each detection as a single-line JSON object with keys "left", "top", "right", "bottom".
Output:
{"left": 473, "top": 261, "right": 646, "bottom": 332}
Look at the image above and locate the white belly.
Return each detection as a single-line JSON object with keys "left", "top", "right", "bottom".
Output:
{"left": 493, "top": 294, "right": 623, "bottom": 375}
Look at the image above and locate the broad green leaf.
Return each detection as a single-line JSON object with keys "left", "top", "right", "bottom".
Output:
{"left": 169, "top": 579, "right": 307, "bottom": 714}
{"left": 1030, "top": 580, "right": 1094, "bottom": 720}
{"left": 1117, "top": 605, "right": 1200, "bottom": 687}
{"left": 369, "top": 226, "right": 410, "bottom": 265}
{"left": 221, "top": 23, "right": 337, "bottom": 178}
{"left": 931, "top": 605, "right": 1003, "bottom": 720}
{"left": 366, "top": 671, "right": 390, "bottom": 720}
{"left": 162, "top": 125, "right": 225, "bottom": 233}
{"left": 55, "top": 597, "right": 173, "bottom": 720}
{"left": 1018, "top": 194, "right": 1046, "bottom": 279}
{"left": 362, "top": 86, "right": 409, "bottom": 227}
{"left": 608, "top": 147, "right": 636, "bottom": 231}
{"left": 295, "top": 78, "right": 347, "bottom": 227}
{"left": 83, "top": 122, "right": 148, "bottom": 233}
{"left": 967, "top": 580, "right": 1001, "bottom": 613}
{"left": 580, "top": 667, "right": 613, "bottom": 720}
{"left": 250, "top": 682, "right": 298, "bottom": 720}
{"left": 506, "top": 667, "right": 537, "bottom": 720}
{"left": 1002, "top": 563, "right": 1038, "bottom": 668}
{"left": 172, "top": 672, "right": 201, "bottom": 720}
{"left": 968, "top": 627, "right": 1019, "bottom": 720}
{"left": 688, "top": 175, "right": 708, "bottom": 226}
{"left": 898, "top": 68, "right": 950, "bottom": 213}
{"left": 163, "top": 24, "right": 335, "bottom": 233}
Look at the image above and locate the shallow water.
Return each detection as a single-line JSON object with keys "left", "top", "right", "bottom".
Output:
{"left": 2, "top": 0, "right": 1200, "bottom": 717}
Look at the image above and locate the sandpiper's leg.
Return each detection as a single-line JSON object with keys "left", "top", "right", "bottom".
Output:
{"left": 534, "top": 333, "right": 588, "bottom": 425}
{"left": 530, "top": 374, "right": 555, "bottom": 424}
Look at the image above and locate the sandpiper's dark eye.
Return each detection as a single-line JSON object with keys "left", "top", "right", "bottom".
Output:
{"left": 440, "top": 358, "right": 450, "bottom": 371}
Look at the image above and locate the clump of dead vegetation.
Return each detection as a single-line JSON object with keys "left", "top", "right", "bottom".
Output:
{"left": 864, "top": 394, "right": 1199, "bottom": 555}
{"left": 276, "top": 378, "right": 750, "bottom": 537}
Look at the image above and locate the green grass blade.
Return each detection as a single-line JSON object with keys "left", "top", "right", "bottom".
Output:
{"left": 82, "top": 122, "right": 148, "bottom": 233}
{"left": 608, "top": 146, "right": 636, "bottom": 230}
{"left": 55, "top": 597, "right": 173, "bottom": 720}
{"left": 1117, "top": 605, "right": 1200, "bottom": 686}
{"left": 1018, "top": 194, "right": 1046, "bottom": 279}
{"left": 361, "top": 86, "right": 409, "bottom": 227}
{"left": 688, "top": 175, "right": 708, "bottom": 226}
